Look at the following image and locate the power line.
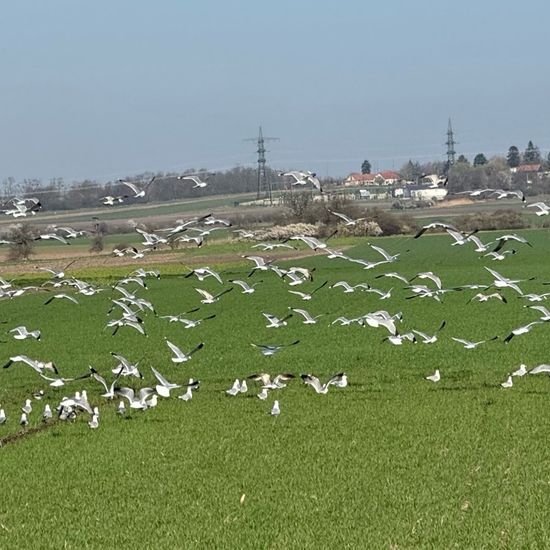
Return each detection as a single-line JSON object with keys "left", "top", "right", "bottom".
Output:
{"left": 244, "top": 126, "right": 279, "bottom": 202}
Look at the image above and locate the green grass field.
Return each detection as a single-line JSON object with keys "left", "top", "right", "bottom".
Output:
{"left": 1, "top": 229, "right": 550, "bottom": 547}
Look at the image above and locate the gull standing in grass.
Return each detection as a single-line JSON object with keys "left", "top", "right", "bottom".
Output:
{"left": 512, "top": 364, "right": 528, "bottom": 377}
{"left": 0, "top": 408, "right": 5, "bottom": 424}
{"left": 425, "top": 370, "right": 441, "bottom": 382}
{"left": 270, "top": 400, "right": 281, "bottom": 416}
{"left": 501, "top": 376, "right": 513, "bottom": 388}
{"left": 226, "top": 379, "right": 243, "bottom": 396}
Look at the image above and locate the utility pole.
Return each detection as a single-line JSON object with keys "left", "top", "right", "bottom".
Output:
{"left": 445, "top": 118, "right": 457, "bottom": 171}
{"left": 244, "top": 126, "right": 279, "bottom": 203}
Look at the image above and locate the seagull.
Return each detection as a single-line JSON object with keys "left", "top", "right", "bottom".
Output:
{"left": 39, "top": 404, "right": 52, "bottom": 421}
{"left": 0, "top": 409, "right": 5, "bottom": 424}
{"left": 270, "top": 400, "right": 281, "bottom": 416}
{"left": 178, "top": 379, "right": 199, "bottom": 401}
{"left": 287, "top": 281, "right": 327, "bottom": 300}
{"left": 166, "top": 314, "right": 216, "bottom": 329}
{"left": 504, "top": 321, "right": 543, "bottom": 343}
{"left": 88, "top": 414, "right": 99, "bottom": 429}
{"left": 263, "top": 312, "right": 293, "bottom": 328}
{"left": 451, "top": 336, "right": 499, "bottom": 349}
{"left": 117, "top": 401, "right": 126, "bottom": 415}
{"left": 484, "top": 267, "right": 530, "bottom": 294}
{"left": 468, "top": 235, "right": 494, "bottom": 253}
{"left": 382, "top": 331, "right": 416, "bottom": 346}
{"left": 328, "top": 210, "right": 365, "bottom": 226}
{"left": 521, "top": 293, "right": 550, "bottom": 303}
{"left": 184, "top": 267, "right": 223, "bottom": 284}
{"left": 301, "top": 373, "right": 347, "bottom": 394}
{"left": 177, "top": 174, "right": 209, "bottom": 188}
{"left": 165, "top": 340, "right": 204, "bottom": 363}
{"left": 116, "top": 387, "right": 155, "bottom": 410}
{"left": 244, "top": 255, "right": 272, "bottom": 275}
{"left": 425, "top": 369, "right": 440, "bottom": 382}
{"left": 44, "top": 293, "right": 79, "bottom": 306}
{"left": 364, "top": 287, "right": 393, "bottom": 300}
{"left": 233, "top": 229, "right": 256, "bottom": 239}
{"left": 247, "top": 372, "right": 295, "bottom": 389}
{"left": 20, "top": 412, "right": 29, "bottom": 426}
{"left": 3, "top": 355, "right": 58, "bottom": 374}
{"left": 257, "top": 388, "right": 269, "bottom": 400}
{"left": 414, "top": 222, "right": 460, "bottom": 239}
{"left": 290, "top": 308, "right": 324, "bottom": 325}
{"left": 151, "top": 367, "right": 181, "bottom": 397}
{"left": 375, "top": 272, "right": 409, "bottom": 284}
{"left": 500, "top": 376, "right": 513, "bottom": 388}
{"left": 9, "top": 326, "right": 41, "bottom": 340}
{"left": 526, "top": 305, "right": 550, "bottom": 321}
{"left": 529, "top": 364, "right": 550, "bottom": 375}
{"left": 89, "top": 367, "right": 119, "bottom": 399}
{"left": 288, "top": 234, "right": 334, "bottom": 251}
{"left": 38, "top": 261, "right": 76, "bottom": 280}
{"left": 101, "top": 194, "right": 128, "bottom": 206}
{"left": 512, "top": 364, "right": 527, "bottom": 377}
{"left": 22, "top": 399, "right": 32, "bottom": 414}
{"left": 412, "top": 321, "right": 446, "bottom": 344}
{"left": 527, "top": 202, "right": 550, "bottom": 216}
{"left": 467, "top": 292, "right": 507, "bottom": 304}
{"left": 117, "top": 176, "right": 156, "bottom": 198}
{"left": 252, "top": 242, "right": 295, "bottom": 251}
{"left": 229, "top": 280, "right": 262, "bottom": 294}
{"left": 34, "top": 233, "right": 70, "bottom": 245}
{"left": 279, "top": 170, "right": 322, "bottom": 191}
{"left": 369, "top": 244, "right": 399, "bottom": 263}
{"left": 226, "top": 379, "right": 242, "bottom": 396}
{"left": 250, "top": 340, "right": 300, "bottom": 356}
{"left": 491, "top": 234, "right": 532, "bottom": 253}
{"left": 409, "top": 271, "right": 442, "bottom": 289}
{"left": 110, "top": 353, "right": 143, "bottom": 379}
{"left": 195, "top": 287, "right": 233, "bottom": 304}
{"left": 484, "top": 250, "right": 517, "bottom": 261}
{"left": 330, "top": 281, "right": 369, "bottom": 293}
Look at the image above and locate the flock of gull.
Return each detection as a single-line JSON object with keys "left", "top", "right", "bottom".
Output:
{"left": 0, "top": 180, "right": 548, "bottom": 436}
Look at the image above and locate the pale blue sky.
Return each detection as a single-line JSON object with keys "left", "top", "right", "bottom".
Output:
{"left": 1, "top": 0, "right": 549, "bottom": 181}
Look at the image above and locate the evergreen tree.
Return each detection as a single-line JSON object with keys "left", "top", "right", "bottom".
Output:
{"left": 523, "top": 141, "right": 541, "bottom": 164}
{"left": 506, "top": 146, "right": 520, "bottom": 168}
{"left": 457, "top": 154, "right": 469, "bottom": 164}
{"left": 473, "top": 153, "right": 488, "bottom": 167}
{"left": 361, "top": 160, "right": 372, "bottom": 174}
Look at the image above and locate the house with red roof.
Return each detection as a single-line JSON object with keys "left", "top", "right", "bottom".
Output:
{"left": 344, "top": 170, "right": 401, "bottom": 186}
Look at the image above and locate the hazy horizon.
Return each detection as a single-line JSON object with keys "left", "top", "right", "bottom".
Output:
{"left": 1, "top": 0, "right": 549, "bottom": 183}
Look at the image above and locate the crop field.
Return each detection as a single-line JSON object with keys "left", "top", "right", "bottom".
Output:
{"left": 1, "top": 229, "right": 550, "bottom": 548}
